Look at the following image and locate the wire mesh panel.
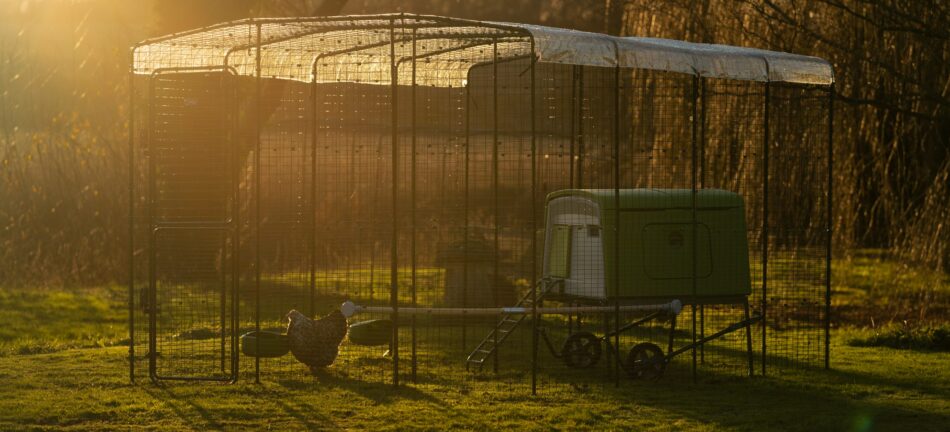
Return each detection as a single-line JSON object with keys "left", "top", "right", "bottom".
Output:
{"left": 399, "top": 50, "right": 476, "bottom": 385}
{"left": 698, "top": 78, "right": 766, "bottom": 376}
{"left": 254, "top": 77, "right": 315, "bottom": 377}
{"left": 615, "top": 69, "right": 698, "bottom": 381}
{"left": 305, "top": 77, "right": 395, "bottom": 383}
{"left": 532, "top": 64, "right": 622, "bottom": 391}
{"left": 533, "top": 63, "right": 589, "bottom": 390}
{"left": 152, "top": 227, "right": 235, "bottom": 380}
{"left": 765, "top": 84, "right": 832, "bottom": 369}
{"left": 130, "top": 73, "right": 148, "bottom": 384}
{"left": 455, "top": 52, "right": 536, "bottom": 389}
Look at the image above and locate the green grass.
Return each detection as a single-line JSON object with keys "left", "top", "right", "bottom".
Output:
{"left": 833, "top": 250, "right": 950, "bottom": 326}
{"left": 0, "top": 340, "right": 946, "bottom": 430}
{"left": 0, "top": 285, "right": 127, "bottom": 356}
{"left": 845, "top": 323, "right": 950, "bottom": 351}
{"left": 0, "top": 256, "right": 948, "bottom": 430}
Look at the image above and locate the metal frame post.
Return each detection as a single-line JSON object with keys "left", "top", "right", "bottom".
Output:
{"left": 127, "top": 54, "right": 136, "bottom": 384}
{"left": 462, "top": 82, "right": 470, "bottom": 353}
{"left": 146, "top": 75, "right": 157, "bottom": 383}
{"left": 254, "top": 22, "right": 262, "bottom": 384}
{"left": 529, "top": 39, "right": 538, "bottom": 396}
{"left": 613, "top": 64, "right": 622, "bottom": 386}
{"left": 389, "top": 20, "right": 400, "bottom": 387}
{"left": 230, "top": 72, "right": 240, "bottom": 383}
{"left": 309, "top": 72, "right": 318, "bottom": 319}
{"left": 569, "top": 65, "right": 577, "bottom": 189}
{"left": 410, "top": 30, "right": 418, "bottom": 383}
{"left": 825, "top": 84, "right": 834, "bottom": 370}
{"left": 576, "top": 66, "right": 585, "bottom": 338}
{"left": 699, "top": 77, "right": 706, "bottom": 365}
{"left": 761, "top": 81, "right": 770, "bottom": 376}
{"left": 576, "top": 67, "right": 585, "bottom": 188}
{"left": 567, "top": 65, "right": 578, "bottom": 336}
{"left": 691, "top": 75, "right": 699, "bottom": 382}
{"left": 491, "top": 37, "right": 500, "bottom": 374}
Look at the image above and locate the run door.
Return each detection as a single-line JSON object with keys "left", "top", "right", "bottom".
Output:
{"left": 146, "top": 70, "right": 238, "bottom": 382}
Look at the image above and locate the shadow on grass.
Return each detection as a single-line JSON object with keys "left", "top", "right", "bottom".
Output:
{"left": 143, "top": 380, "right": 345, "bottom": 430}
{"left": 687, "top": 341, "right": 950, "bottom": 401}
{"left": 604, "top": 368, "right": 947, "bottom": 431}
{"left": 402, "top": 338, "right": 949, "bottom": 430}
{"left": 277, "top": 369, "right": 441, "bottom": 405}
{"left": 271, "top": 397, "right": 341, "bottom": 431}
{"left": 557, "top": 346, "right": 950, "bottom": 431}
{"left": 273, "top": 371, "right": 496, "bottom": 429}
{"left": 142, "top": 385, "right": 226, "bottom": 430}
{"left": 133, "top": 320, "right": 947, "bottom": 431}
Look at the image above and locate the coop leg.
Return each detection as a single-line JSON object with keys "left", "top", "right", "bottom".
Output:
{"left": 667, "top": 314, "right": 677, "bottom": 357}
{"left": 699, "top": 305, "right": 705, "bottom": 364}
{"left": 603, "top": 311, "right": 611, "bottom": 373}
{"left": 691, "top": 305, "right": 697, "bottom": 382}
{"left": 744, "top": 299, "right": 754, "bottom": 377}
{"left": 568, "top": 305, "right": 573, "bottom": 336}
{"left": 576, "top": 304, "right": 582, "bottom": 330}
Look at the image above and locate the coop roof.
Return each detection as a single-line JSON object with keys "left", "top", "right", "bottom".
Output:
{"left": 133, "top": 14, "right": 833, "bottom": 87}
{"left": 547, "top": 189, "right": 744, "bottom": 211}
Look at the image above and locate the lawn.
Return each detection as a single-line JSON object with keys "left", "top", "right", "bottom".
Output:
{"left": 0, "top": 255, "right": 948, "bottom": 431}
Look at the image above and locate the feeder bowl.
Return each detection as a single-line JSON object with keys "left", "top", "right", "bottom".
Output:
{"left": 240, "top": 331, "right": 290, "bottom": 358}
{"left": 348, "top": 319, "right": 393, "bottom": 346}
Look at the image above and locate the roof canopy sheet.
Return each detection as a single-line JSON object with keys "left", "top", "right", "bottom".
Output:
{"left": 133, "top": 14, "right": 833, "bottom": 87}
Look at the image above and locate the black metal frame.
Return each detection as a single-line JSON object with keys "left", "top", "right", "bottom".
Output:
{"left": 535, "top": 301, "right": 760, "bottom": 379}
{"left": 128, "top": 14, "right": 835, "bottom": 391}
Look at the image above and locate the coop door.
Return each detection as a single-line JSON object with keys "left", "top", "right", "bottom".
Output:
{"left": 548, "top": 224, "right": 572, "bottom": 278}
{"left": 146, "top": 71, "right": 237, "bottom": 382}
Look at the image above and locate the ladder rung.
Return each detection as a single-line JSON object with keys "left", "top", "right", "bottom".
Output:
{"left": 466, "top": 283, "right": 542, "bottom": 365}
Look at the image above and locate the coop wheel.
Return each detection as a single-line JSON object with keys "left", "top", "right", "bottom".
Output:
{"left": 561, "top": 332, "right": 602, "bottom": 369}
{"left": 625, "top": 342, "right": 666, "bottom": 380}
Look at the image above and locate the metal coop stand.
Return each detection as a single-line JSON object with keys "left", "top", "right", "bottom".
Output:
{"left": 128, "top": 14, "right": 834, "bottom": 394}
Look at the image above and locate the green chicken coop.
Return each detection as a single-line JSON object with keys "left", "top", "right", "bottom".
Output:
{"left": 542, "top": 188, "right": 751, "bottom": 303}
{"left": 534, "top": 188, "right": 759, "bottom": 379}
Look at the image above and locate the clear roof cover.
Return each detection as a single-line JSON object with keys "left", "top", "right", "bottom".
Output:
{"left": 133, "top": 14, "right": 834, "bottom": 87}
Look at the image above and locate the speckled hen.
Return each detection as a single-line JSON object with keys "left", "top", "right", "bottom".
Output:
{"left": 286, "top": 309, "right": 348, "bottom": 374}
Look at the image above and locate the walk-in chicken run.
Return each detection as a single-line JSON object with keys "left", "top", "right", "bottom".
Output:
{"left": 128, "top": 14, "right": 834, "bottom": 393}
